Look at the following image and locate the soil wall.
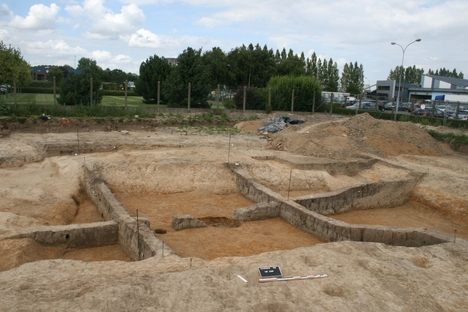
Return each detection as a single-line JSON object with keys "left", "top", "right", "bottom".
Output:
{"left": 230, "top": 163, "right": 452, "bottom": 247}
{"left": 6, "top": 221, "right": 118, "bottom": 248}
{"left": 83, "top": 163, "right": 173, "bottom": 261}
{"left": 295, "top": 175, "right": 421, "bottom": 215}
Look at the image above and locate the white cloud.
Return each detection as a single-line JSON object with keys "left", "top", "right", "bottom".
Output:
{"left": 128, "top": 29, "right": 162, "bottom": 48}
{"left": 9, "top": 3, "right": 60, "bottom": 30}
{"left": 65, "top": 1, "right": 145, "bottom": 39}
{"left": 120, "top": 0, "right": 173, "bottom": 4}
{"left": 0, "top": 3, "right": 12, "bottom": 19}
{"left": 91, "top": 50, "right": 132, "bottom": 69}
{"left": 2, "top": 0, "right": 467, "bottom": 82}
{"left": 23, "top": 39, "right": 87, "bottom": 59}
{"left": 196, "top": 8, "right": 253, "bottom": 28}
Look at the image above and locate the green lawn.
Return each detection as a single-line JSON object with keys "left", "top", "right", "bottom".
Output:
{"left": 101, "top": 95, "right": 148, "bottom": 107}
{"left": 1, "top": 93, "right": 233, "bottom": 109}
{"left": 0, "top": 93, "right": 158, "bottom": 107}
{"left": 0, "top": 93, "right": 56, "bottom": 105}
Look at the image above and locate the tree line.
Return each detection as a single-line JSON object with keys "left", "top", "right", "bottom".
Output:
{"left": 387, "top": 66, "right": 464, "bottom": 84}
{"left": 1, "top": 40, "right": 465, "bottom": 108}
{"left": 136, "top": 43, "right": 366, "bottom": 108}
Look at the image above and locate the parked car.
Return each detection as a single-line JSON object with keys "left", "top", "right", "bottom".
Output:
{"left": 384, "top": 102, "right": 394, "bottom": 110}
{"left": 413, "top": 107, "right": 445, "bottom": 118}
{"left": 376, "top": 101, "right": 386, "bottom": 112}
{"left": 345, "top": 102, "right": 377, "bottom": 110}
{"left": 0, "top": 84, "right": 9, "bottom": 94}
{"left": 448, "top": 110, "right": 468, "bottom": 120}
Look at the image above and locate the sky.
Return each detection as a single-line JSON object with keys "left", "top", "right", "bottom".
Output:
{"left": 0, "top": 0, "right": 467, "bottom": 87}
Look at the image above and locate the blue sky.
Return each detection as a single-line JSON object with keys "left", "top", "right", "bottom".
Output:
{"left": 1, "top": 0, "right": 467, "bottom": 87}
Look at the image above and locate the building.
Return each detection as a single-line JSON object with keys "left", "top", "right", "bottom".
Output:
{"left": 409, "top": 75, "right": 468, "bottom": 103}
{"left": 32, "top": 66, "right": 82, "bottom": 81}
{"left": 32, "top": 67, "right": 50, "bottom": 81}
{"left": 375, "top": 75, "right": 468, "bottom": 104}
{"left": 375, "top": 80, "right": 418, "bottom": 102}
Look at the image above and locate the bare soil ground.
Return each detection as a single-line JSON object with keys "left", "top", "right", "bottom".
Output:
{"left": 0, "top": 113, "right": 467, "bottom": 311}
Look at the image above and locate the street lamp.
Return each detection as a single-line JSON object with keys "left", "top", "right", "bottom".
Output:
{"left": 391, "top": 38, "right": 421, "bottom": 121}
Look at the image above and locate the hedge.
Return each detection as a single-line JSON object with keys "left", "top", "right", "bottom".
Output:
{"left": 101, "top": 90, "right": 138, "bottom": 96}
{"left": 20, "top": 87, "right": 56, "bottom": 94}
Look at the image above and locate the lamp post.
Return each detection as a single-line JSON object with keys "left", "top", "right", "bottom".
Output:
{"left": 391, "top": 38, "right": 421, "bottom": 121}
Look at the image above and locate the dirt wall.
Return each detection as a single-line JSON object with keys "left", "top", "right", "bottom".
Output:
{"left": 230, "top": 163, "right": 453, "bottom": 247}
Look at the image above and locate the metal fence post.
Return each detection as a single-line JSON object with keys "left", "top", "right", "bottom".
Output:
{"left": 188, "top": 82, "right": 191, "bottom": 112}
{"left": 90, "top": 77, "right": 93, "bottom": 105}
{"left": 124, "top": 79, "right": 128, "bottom": 112}
{"left": 243, "top": 86, "right": 246, "bottom": 115}
{"left": 291, "top": 89, "right": 295, "bottom": 112}
{"left": 53, "top": 76, "right": 57, "bottom": 105}
{"left": 312, "top": 91, "right": 316, "bottom": 115}
{"left": 157, "top": 81, "right": 160, "bottom": 114}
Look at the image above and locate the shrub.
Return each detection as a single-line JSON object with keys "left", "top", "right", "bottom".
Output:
{"left": 233, "top": 86, "right": 265, "bottom": 110}
{"left": 267, "top": 76, "right": 321, "bottom": 112}
{"left": 101, "top": 90, "right": 138, "bottom": 96}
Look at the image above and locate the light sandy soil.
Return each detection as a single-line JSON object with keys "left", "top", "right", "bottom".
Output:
{"left": 0, "top": 113, "right": 467, "bottom": 311}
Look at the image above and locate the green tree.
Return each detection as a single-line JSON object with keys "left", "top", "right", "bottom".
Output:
{"left": 57, "top": 72, "right": 102, "bottom": 105}
{"left": 77, "top": 57, "right": 104, "bottom": 80}
{"left": 305, "top": 52, "right": 318, "bottom": 78}
{"left": 275, "top": 48, "right": 305, "bottom": 77}
{"left": 162, "top": 47, "right": 210, "bottom": 108}
{"left": 341, "top": 62, "right": 364, "bottom": 94}
{"left": 227, "top": 44, "right": 275, "bottom": 88}
{"left": 0, "top": 41, "right": 32, "bottom": 88}
{"left": 135, "top": 55, "right": 173, "bottom": 103}
{"left": 318, "top": 58, "right": 328, "bottom": 90}
{"left": 388, "top": 65, "right": 424, "bottom": 84}
{"left": 268, "top": 75, "right": 321, "bottom": 112}
{"left": 250, "top": 44, "right": 276, "bottom": 88}
{"left": 227, "top": 45, "right": 251, "bottom": 87}
{"left": 48, "top": 67, "right": 64, "bottom": 85}
{"left": 427, "top": 67, "right": 464, "bottom": 79}
{"left": 202, "top": 47, "right": 234, "bottom": 90}
{"left": 324, "top": 58, "right": 339, "bottom": 92}
{"left": 58, "top": 57, "right": 103, "bottom": 105}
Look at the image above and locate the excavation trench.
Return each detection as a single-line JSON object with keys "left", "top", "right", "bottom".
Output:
{"left": 1, "top": 153, "right": 463, "bottom": 270}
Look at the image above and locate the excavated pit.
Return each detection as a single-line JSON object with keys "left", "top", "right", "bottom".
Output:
{"left": 1, "top": 152, "right": 465, "bottom": 270}
{"left": 1, "top": 121, "right": 467, "bottom": 270}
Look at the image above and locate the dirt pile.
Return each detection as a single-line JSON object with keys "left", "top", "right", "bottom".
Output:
{"left": 266, "top": 113, "right": 453, "bottom": 158}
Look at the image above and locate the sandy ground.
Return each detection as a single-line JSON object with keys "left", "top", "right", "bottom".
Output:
{"left": 0, "top": 113, "right": 468, "bottom": 311}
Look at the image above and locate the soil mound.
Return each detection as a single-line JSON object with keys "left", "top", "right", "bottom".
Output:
{"left": 266, "top": 113, "right": 453, "bottom": 158}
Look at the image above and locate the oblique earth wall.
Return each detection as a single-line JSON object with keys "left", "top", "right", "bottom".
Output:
{"left": 230, "top": 163, "right": 453, "bottom": 247}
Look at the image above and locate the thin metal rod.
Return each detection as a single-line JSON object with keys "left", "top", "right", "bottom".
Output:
{"left": 287, "top": 169, "right": 292, "bottom": 200}
{"left": 227, "top": 130, "right": 232, "bottom": 164}
{"left": 392, "top": 39, "right": 421, "bottom": 121}
{"left": 136, "top": 208, "right": 140, "bottom": 260}
{"left": 77, "top": 128, "right": 80, "bottom": 154}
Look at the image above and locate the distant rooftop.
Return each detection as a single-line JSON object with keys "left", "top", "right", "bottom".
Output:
{"left": 424, "top": 74, "right": 468, "bottom": 88}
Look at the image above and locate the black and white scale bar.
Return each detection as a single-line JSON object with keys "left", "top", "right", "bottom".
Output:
{"left": 259, "top": 274, "right": 328, "bottom": 283}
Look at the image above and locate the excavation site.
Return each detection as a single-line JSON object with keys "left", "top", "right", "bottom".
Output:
{"left": 1, "top": 113, "right": 467, "bottom": 311}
